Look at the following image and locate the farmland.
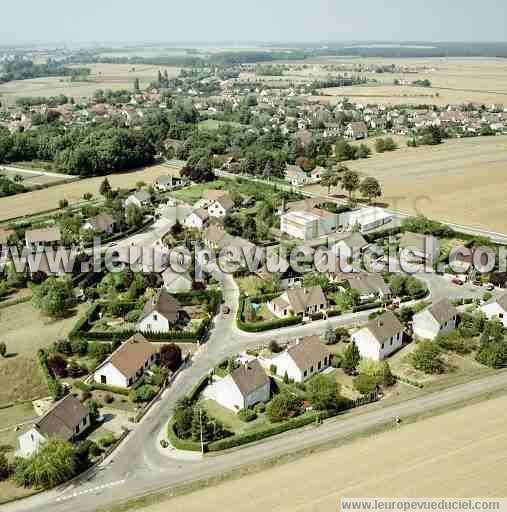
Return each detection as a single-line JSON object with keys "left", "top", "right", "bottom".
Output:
{"left": 299, "top": 57, "right": 507, "bottom": 106}
{"left": 306, "top": 135, "right": 507, "bottom": 233}
{"left": 0, "top": 63, "right": 180, "bottom": 108}
{"left": 0, "top": 162, "right": 183, "bottom": 222}
{"left": 141, "top": 394, "right": 507, "bottom": 512}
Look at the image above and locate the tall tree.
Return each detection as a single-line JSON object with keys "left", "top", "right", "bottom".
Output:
{"left": 99, "top": 177, "right": 112, "bottom": 198}
{"left": 342, "top": 341, "right": 361, "bottom": 375}
{"left": 341, "top": 170, "right": 360, "bottom": 202}
{"left": 321, "top": 168, "right": 340, "bottom": 195}
{"left": 360, "top": 177, "right": 382, "bottom": 204}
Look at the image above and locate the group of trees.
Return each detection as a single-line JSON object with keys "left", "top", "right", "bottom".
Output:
{"left": 375, "top": 137, "right": 397, "bottom": 153}
{"left": 0, "top": 176, "right": 27, "bottom": 198}
{"left": 0, "top": 58, "right": 89, "bottom": 84}
{"left": 320, "top": 166, "right": 382, "bottom": 203}
{"left": 32, "top": 277, "right": 76, "bottom": 319}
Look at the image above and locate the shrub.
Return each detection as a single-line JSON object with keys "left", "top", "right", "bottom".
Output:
{"left": 99, "top": 433, "right": 116, "bottom": 448}
{"left": 254, "top": 402, "right": 266, "bottom": 414}
{"left": 126, "top": 309, "right": 142, "bottom": 323}
{"left": 129, "top": 385, "right": 157, "bottom": 403}
{"left": 160, "top": 439, "right": 169, "bottom": 449}
{"left": 269, "top": 364, "right": 277, "bottom": 375}
{"left": 266, "top": 392, "right": 303, "bottom": 423}
{"left": 103, "top": 394, "right": 114, "bottom": 404}
{"left": 0, "top": 342, "right": 6, "bottom": 358}
{"left": 160, "top": 343, "right": 182, "bottom": 371}
{"left": 354, "top": 374, "right": 378, "bottom": 395}
{"left": 269, "top": 339, "right": 282, "bottom": 353}
{"left": 48, "top": 354, "right": 68, "bottom": 378}
{"left": 331, "top": 353, "right": 342, "bottom": 368}
{"left": 306, "top": 374, "right": 341, "bottom": 411}
{"left": 412, "top": 341, "right": 446, "bottom": 374}
{"left": 238, "top": 409, "right": 258, "bottom": 422}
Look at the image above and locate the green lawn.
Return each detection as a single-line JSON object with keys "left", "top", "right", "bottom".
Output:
{"left": 205, "top": 399, "right": 270, "bottom": 434}
{"left": 236, "top": 276, "right": 266, "bottom": 296}
{"left": 198, "top": 119, "right": 244, "bottom": 131}
{"left": 169, "top": 180, "right": 227, "bottom": 204}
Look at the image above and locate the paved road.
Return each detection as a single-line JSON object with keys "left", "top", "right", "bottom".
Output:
{"left": 215, "top": 170, "right": 507, "bottom": 244}
{"left": 4, "top": 196, "right": 504, "bottom": 512}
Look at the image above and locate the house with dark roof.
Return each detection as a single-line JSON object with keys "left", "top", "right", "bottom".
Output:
{"left": 125, "top": 190, "right": 151, "bottom": 209}
{"left": 93, "top": 334, "right": 158, "bottom": 388}
{"left": 267, "top": 336, "right": 331, "bottom": 383}
{"left": 205, "top": 359, "right": 271, "bottom": 412}
{"left": 342, "top": 272, "right": 392, "bottom": 302}
{"left": 154, "top": 175, "right": 183, "bottom": 192}
{"left": 268, "top": 286, "right": 328, "bottom": 319}
{"left": 137, "top": 288, "right": 183, "bottom": 333}
{"left": 352, "top": 311, "right": 405, "bottom": 360}
{"left": 413, "top": 299, "right": 458, "bottom": 340}
{"left": 18, "top": 394, "right": 90, "bottom": 457}
{"left": 345, "top": 121, "right": 368, "bottom": 139}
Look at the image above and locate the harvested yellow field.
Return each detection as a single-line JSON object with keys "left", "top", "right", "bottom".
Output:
{"left": 0, "top": 163, "right": 177, "bottom": 221}
{"left": 0, "top": 63, "right": 179, "bottom": 107}
{"left": 306, "top": 57, "right": 507, "bottom": 106}
{"left": 307, "top": 135, "right": 507, "bottom": 233}
{"left": 142, "top": 395, "right": 507, "bottom": 512}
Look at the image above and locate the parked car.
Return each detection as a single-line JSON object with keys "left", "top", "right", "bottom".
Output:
{"left": 451, "top": 278, "right": 464, "bottom": 286}
{"left": 222, "top": 305, "right": 231, "bottom": 316}
{"left": 472, "top": 280, "right": 482, "bottom": 287}
{"left": 484, "top": 283, "right": 495, "bottom": 291}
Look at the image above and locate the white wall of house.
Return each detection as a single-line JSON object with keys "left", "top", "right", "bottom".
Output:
{"left": 137, "top": 311, "right": 171, "bottom": 333}
{"left": 125, "top": 196, "right": 143, "bottom": 208}
{"left": 184, "top": 213, "right": 205, "bottom": 230}
{"left": 18, "top": 427, "right": 46, "bottom": 457}
{"left": 480, "top": 303, "right": 507, "bottom": 327}
{"left": 207, "top": 375, "right": 245, "bottom": 411}
{"left": 413, "top": 310, "right": 457, "bottom": 340}
{"left": 352, "top": 329, "right": 403, "bottom": 361}
{"left": 94, "top": 362, "right": 129, "bottom": 388}
{"left": 270, "top": 352, "right": 303, "bottom": 382}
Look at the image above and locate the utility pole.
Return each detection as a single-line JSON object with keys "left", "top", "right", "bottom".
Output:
{"left": 199, "top": 407, "right": 204, "bottom": 454}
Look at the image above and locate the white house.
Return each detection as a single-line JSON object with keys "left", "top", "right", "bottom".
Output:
{"left": 345, "top": 121, "right": 368, "bottom": 140}
{"left": 137, "top": 288, "right": 183, "bottom": 333}
{"left": 399, "top": 232, "right": 440, "bottom": 264}
{"left": 351, "top": 311, "right": 405, "bottom": 361}
{"left": 18, "top": 394, "right": 90, "bottom": 457}
{"left": 285, "top": 164, "right": 309, "bottom": 187}
{"left": 413, "top": 299, "right": 458, "bottom": 340}
{"left": 257, "top": 256, "right": 303, "bottom": 289}
{"left": 268, "top": 286, "right": 328, "bottom": 319}
{"left": 280, "top": 208, "right": 338, "bottom": 241}
{"left": 339, "top": 207, "right": 393, "bottom": 233}
{"left": 267, "top": 336, "right": 331, "bottom": 383}
{"left": 125, "top": 190, "right": 151, "bottom": 209}
{"left": 206, "top": 360, "right": 270, "bottom": 412}
{"left": 343, "top": 273, "right": 392, "bottom": 302}
{"left": 480, "top": 293, "right": 507, "bottom": 327}
{"left": 82, "top": 213, "right": 115, "bottom": 235}
{"left": 93, "top": 334, "right": 158, "bottom": 388}
{"left": 207, "top": 195, "right": 234, "bottom": 218}
{"left": 162, "top": 268, "right": 193, "bottom": 293}
{"left": 183, "top": 208, "right": 209, "bottom": 231}
{"left": 154, "top": 175, "right": 183, "bottom": 192}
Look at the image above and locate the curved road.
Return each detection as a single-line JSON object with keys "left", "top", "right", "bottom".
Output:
{"left": 4, "top": 271, "right": 507, "bottom": 512}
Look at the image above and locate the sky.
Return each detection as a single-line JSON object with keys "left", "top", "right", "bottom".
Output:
{"left": 1, "top": 0, "right": 507, "bottom": 44}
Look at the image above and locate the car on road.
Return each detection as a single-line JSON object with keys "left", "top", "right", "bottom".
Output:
{"left": 451, "top": 278, "right": 464, "bottom": 286}
{"left": 222, "top": 305, "right": 231, "bottom": 316}
{"left": 484, "top": 283, "right": 495, "bottom": 291}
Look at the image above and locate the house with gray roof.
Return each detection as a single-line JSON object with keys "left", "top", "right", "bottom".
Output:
{"left": 268, "top": 286, "right": 328, "bottom": 319}
{"left": 413, "top": 299, "right": 458, "bottom": 340}
{"left": 352, "top": 311, "right": 405, "bottom": 360}
{"left": 18, "top": 394, "right": 90, "bottom": 457}
{"left": 137, "top": 288, "right": 183, "bottom": 333}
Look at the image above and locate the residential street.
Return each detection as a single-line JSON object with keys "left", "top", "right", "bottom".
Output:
{"left": 4, "top": 268, "right": 507, "bottom": 512}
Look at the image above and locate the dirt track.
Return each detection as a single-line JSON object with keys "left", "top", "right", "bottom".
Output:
{"left": 142, "top": 395, "right": 507, "bottom": 512}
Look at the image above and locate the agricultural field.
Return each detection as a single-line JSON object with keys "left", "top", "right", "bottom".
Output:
{"left": 0, "top": 301, "right": 87, "bottom": 406}
{"left": 142, "top": 394, "right": 507, "bottom": 512}
{"left": 0, "top": 162, "right": 183, "bottom": 222}
{"left": 0, "top": 165, "right": 78, "bottom": 188}
{"left": 302, "top": 57, "right": 507, "bottom": 106}
{"left": 0, "top": 63, "right": 180, "bottom": 108}
{"left": 306, "top": 135, "right": 507, "bottom": 233}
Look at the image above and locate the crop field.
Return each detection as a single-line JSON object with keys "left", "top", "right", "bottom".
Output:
{"left": 141, "top": 394, "right": 507, "bottom": 512}
{"left": 0, "top": 162, "right": 183, "bottom": 222}
{"left": 298, "top": 57, "right": 507, "bottom": 106}
{"left": 0, "top": 63, "right": 180, "bottom": 108}
{"left": 306, "top": 135, "right": 507, "bottom": 233}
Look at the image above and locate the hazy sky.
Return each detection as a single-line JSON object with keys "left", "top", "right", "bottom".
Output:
{"left": 2, "top": 0, "right": 507, "bottom": 44}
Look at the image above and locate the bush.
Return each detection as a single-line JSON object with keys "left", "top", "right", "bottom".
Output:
{"left": 268, "top": 340, "right": 282, "bottom": 353}
{"left": 103, "top": 394, "right": 114, "bottom": 404}
{"left": 160, "top": 343, "right": 182, "bottom": 371}
{"left": 266, "top": 392, "right": 303, "bottom": 423}
{"left": 0, "top": 342, "right": 6, "bottom": 358}
{"left": 254, "top": 402, "right": 266, "bottom": 414}
{"left": 48, "top": 354, "right": 68, "bottom": 378}
{"left": 306, "top": 374, "right": 342, "bottom": 411}
{"left": 353, "top": 374, "right": 378, "bottom": 395}
{"left": 238, "top": 409, "right": 258, "bottom": 422}
{"left": 130, "top": 385, "right": 157, "bottom": 403}
{"left": 412, "top": 341, "right": 446, "bottom": 374}
{"left": 160, "top": 439, "right": 169, "bottom": 449}
{"left": 99, "top": 433, "right": 116, "bottom": 448}
{"left": 331, "top": 353, "right": 342, "bottom": 368}
{"left": 126, "top": 309, "right": 142, "bottom": 323}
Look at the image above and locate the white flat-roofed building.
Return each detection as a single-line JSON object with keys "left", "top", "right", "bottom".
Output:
{"left": 281, "top": 208, "right": 338, "bottom": 241}
{"left": 339, "top": 207, "right": 393, "bottom": 233}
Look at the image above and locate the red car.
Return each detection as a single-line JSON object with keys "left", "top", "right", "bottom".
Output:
{"left": 451, "top": 278, "right": 464, "bottom": 286}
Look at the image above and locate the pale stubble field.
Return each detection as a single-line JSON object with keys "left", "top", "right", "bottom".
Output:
{"left": 139, "top": 395, "right": 507, "bottom": 512}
